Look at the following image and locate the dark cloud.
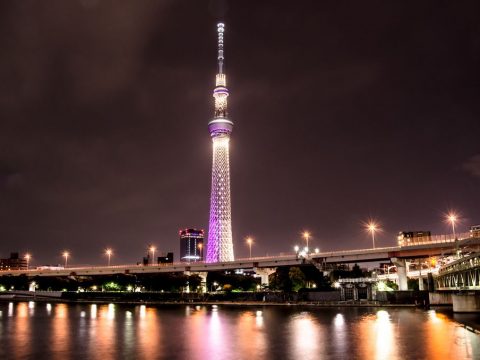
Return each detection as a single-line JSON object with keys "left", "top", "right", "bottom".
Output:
{"left": 463, "top": 154, "right": 480, "bottom": 179}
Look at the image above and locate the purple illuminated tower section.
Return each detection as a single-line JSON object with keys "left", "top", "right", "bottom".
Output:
{"left": 206, "top": 23, "right": 234, "bottom": 263}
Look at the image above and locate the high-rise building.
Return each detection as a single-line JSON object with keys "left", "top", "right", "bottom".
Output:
{"left": 0, "top": 253, "right": 27, "bottom": 270}
{"left": 180, "top": 229, "right": 204, "bottom": 262}
{"left": 206, "top": 23, "right": 235, "bottom": 263}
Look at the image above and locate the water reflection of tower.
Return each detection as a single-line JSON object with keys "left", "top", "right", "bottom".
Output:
{"left": 206, "top": 23, "right": 234, "bottom": 263}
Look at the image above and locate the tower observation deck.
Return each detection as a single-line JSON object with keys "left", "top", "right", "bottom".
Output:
{"left": 206, "top": 23, "right": 235, "bottom": 263}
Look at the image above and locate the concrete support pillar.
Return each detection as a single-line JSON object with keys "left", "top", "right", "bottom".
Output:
{"left": 391, "top": 258, "right": 408, "bottom": 290}
{"left": 418, "top": 266, "right": 424, "bottom": 290}
{"left": 452, "top": 293, "right": 480, "bottom": 313}
{"left": 254, "top": 267, "right": 276, "bottom": 287}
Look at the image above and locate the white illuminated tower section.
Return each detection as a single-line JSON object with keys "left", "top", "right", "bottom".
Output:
{"left": 206, "top": 23, "right": 234, "bottom": 263}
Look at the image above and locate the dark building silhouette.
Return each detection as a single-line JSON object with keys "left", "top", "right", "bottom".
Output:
{"left": 0, "top": 253, "right": 27, "bottom": 270}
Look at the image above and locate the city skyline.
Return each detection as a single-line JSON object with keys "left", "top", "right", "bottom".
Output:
{"left": 0, "top": 1, "right": 479, "bottom": 265}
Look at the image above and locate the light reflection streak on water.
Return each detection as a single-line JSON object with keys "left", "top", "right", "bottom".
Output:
{"left": 236, "top": 311, "right": 267, "bottom": 359}
{"left": 425, "top": 310, "right": 477, "bottom": 359}
{"left": 46, "top": 303, "right": 52, "bottom": 316}
{"left": 205, "top": 305, "right": 224, "bottom": 360}
{"left": 52, "top": 303, "right": 69, "bottom": 360}
{"left": 107, "top": 303, "right": 115, "bottom": 320}
{"left": 13, "top": 303, "right": 29, "bottom": 359}
{"left": 123, "top": 310, "right": 134, "bottom": 358}
{"left": 90, "top": 304, "right": 97, "bottom": 319}
{"left": 333, "top": 313, "right": 347, "bottom": 355}
{"left": 8, "top": 302, "right": 13, "bottom": 317}
{"left": 28, "top": 301, "right": 35, "bottom": 316}
{"left": 356, "top": 310, "right": 398, "bottom": 360}
{"left": 87, "top": 304, "right": 117, "bottom": 360}
{"left": 375, "top": 310, "right": 395, "bottom": 360}
{"left": 289, "top": 312, "right": 321, "bottom": 360}
{"left": 137, "top": 306, "right": 161, "bottom": 359}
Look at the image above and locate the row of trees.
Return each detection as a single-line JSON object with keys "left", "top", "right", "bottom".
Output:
{"left": 0, "top": 264, "right": 388, "bottom": 293}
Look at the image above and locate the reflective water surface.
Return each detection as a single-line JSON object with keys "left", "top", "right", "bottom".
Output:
{"left": 0, "top": 302, "right": 479, "bottom": 360}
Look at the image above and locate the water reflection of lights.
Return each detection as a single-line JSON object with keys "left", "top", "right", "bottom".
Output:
{"left": 334, "top": 313, "right": 345, "bottom": 327}
{"left": 107, "top": 304, "right": 115, "bottom": 319}
{"left": 256, "top": 310, "right": 264, "bottom": 327}
{"left": 290, "top": 313, "right": 320, "bottom": 359}
{"left": 139, "top": 305, "right": 146, "bottom": 318}
{"left": 126, "top": 310, "right": 132, "bottom": 319}
{"left": 8, "top": 302, "right": 14, "bottom": 317}
{"left": 46, "top": 303, "right": 52, "bottom": 315}
{"left": 375, "top": 310, "right": 395, "bottom": 359}
{"left": 427, "top": 310, "right": 444, "bottom": 324}
{"left": 28, "top": 301, "right": 35, "bottom": 316}
{"left": 90, "top": 304, "right": 97, "bottom": 319}
{"left": 80, "top": 311, "right": 86, "bottom": 318}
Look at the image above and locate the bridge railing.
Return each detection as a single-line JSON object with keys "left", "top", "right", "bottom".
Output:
{"left": 438, "top": 253, "right": 480, "bottom": 275}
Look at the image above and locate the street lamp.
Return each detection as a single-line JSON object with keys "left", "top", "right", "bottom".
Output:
{"left": 446, "top": 212, "right": 458, "bottom": 240}
{"left": 105, "top": 248, "right": 113, "bottom": 266}
{"left": 315, "top": 248, "right": 319, "bottom": 254}
{"left": 149, "top": 246, "right": 156, "bottom": 265}
{"left": 246, "top": 237, "right": 253, "bottom": 259}
{"left": 294, "top": 245, "right": 299, "bottom": 253}
{"left": 24, "top": 253, "right": 31, "bottom": 270}
{"left": 366, "top": 222, "right": 379, "bottom": 249}
{"left": 303, "top": 231, "right": 310, "bottom": 250}
{"left": 63, "top": 251, "right": 70, "bottom": 268}
{"left": 198, "top": 243, "right": 203, "bottom": 261}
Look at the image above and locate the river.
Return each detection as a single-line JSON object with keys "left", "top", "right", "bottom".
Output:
{"left": 0, "top": 302, "right": 478, "bottom": 359}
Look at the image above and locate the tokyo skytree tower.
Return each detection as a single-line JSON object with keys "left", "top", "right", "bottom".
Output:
{"left": 206, "top": 23, "right": 234, "bottom": 263}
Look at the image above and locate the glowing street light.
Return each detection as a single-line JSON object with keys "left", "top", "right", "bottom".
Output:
{"left": 446, "top": 212, "right": 458, "bottom": 240}
{"left": 24, "top": 253, "right": 31, "bottom": 270}
{"left": 246, "top": 237, "right": 253, "bottom": 259}
{"left": 63, "top": 251, "right": 70, "bottom": 268}
{"left": 315, "top": 248, "right": 320, "bottom": 254}
{"left": 303, "top": 231, "right": 310, "bottom": 250}
{"left": 105, "top": 248, "right": 113, "bottom": 266}
{"left": 294, "top": 245, "right": 299, "bottom": 253}
{"left": 149, "top": 246, "right": 156, "bottom": 265}
{"left": 365, "top": 222, "right": 380, "bottom": 249}
{"left": 198, "top": 243, "right": 203, "bottom": 261}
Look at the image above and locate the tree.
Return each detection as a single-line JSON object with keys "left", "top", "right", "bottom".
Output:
{"left": 289, "top": 267, "right": 306, "bottom": 291}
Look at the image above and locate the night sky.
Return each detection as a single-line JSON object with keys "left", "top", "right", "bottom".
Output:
{"left": 0, "top": 1, "right": 479, "bottom": 266}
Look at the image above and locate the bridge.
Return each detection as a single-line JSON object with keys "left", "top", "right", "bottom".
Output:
{"left": 1, "top": 233, "right": 479, "bottom": 289}
{"left": 428, "top": 251, "right": 480, "bottom": 312}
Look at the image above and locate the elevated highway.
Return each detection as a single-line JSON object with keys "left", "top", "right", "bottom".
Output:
{"left": 1, "top": 235, "right": 479, "bottom": 288}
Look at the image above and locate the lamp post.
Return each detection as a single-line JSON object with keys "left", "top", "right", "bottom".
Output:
{"left": 198, "top": 243, "right": 203, "bottom": 261}
{"left": 63, "top": 251, "right": 69, "bottom": 268}
{"left": 246, "top": 237, "right": 253, "bottom": 259}
{"left": 303, "top": 231, "right": 310, "bottom": 252}
{"left": 149, "top": 246, "right": 156, "bottom": 265}
{"left": 447, "top": 213, "right": 457, "bottom": 240}
{"left": 366, "top": 222, "right": 379, "bottom": 249}
{"left": 105, "top": 249, "right": 113, "bottom": 267}
{"left": 24, "top": 254, "right": 31, "bottom": 270}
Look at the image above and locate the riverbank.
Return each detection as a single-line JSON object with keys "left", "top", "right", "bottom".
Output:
{"left": 0, "top": 293, "right": 420, "bottom": 308}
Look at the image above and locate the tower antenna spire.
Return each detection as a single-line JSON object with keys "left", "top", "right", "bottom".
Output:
{"left": 217, "top": 22, "right": 225, "bottom": 74}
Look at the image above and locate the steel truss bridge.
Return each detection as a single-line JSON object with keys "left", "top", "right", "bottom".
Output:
{"left": 435, "top": 252, "right": 480, "bottom": 290}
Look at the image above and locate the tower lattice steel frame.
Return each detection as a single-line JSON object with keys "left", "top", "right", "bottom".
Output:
{"left": 206, "top": 23, "right": 235, "bottom": 263}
